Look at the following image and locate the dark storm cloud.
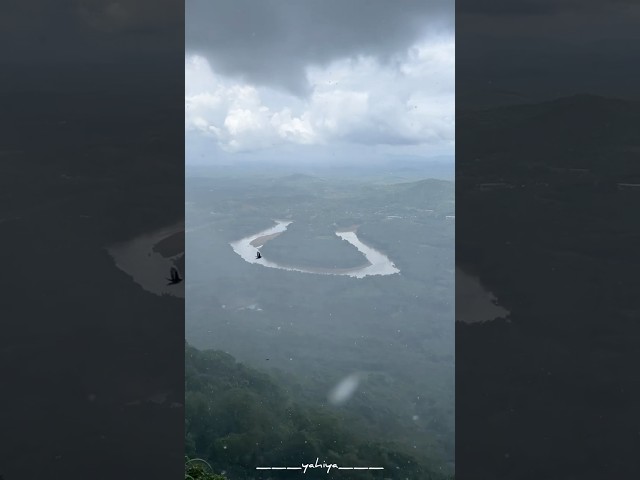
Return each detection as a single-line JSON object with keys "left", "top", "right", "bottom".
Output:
{"left": 186, "top": 0, "right": 453, "bottom": 96}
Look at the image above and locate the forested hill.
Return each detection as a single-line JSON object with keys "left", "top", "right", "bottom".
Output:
{"left": 185, "top": 343, "right": 452, "bottom": 480}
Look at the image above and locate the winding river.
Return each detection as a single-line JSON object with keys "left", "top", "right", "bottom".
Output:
{"left": 230, "top": 220, "right": 400, "bottom": 278}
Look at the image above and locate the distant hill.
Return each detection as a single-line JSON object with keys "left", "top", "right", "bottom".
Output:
{"left": 273, "top": 173, "right": 326, "bottom": 184}
{"left": 354, "top": 179, "right": 454, "bottom": 215}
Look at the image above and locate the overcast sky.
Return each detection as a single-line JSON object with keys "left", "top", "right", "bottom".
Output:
{"left": 185, "top": 0, "right": 454, "bottom": 165}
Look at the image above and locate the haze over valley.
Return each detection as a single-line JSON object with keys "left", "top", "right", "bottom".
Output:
{"left": 185, "top": 1, "right": 454, "bottom": 477}
{"left": 186, "top": 166, "right": 455, "bottom": 475}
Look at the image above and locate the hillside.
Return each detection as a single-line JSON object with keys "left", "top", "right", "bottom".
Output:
{"left": 185, "top": 343, "right": 452, "bottom": 480}
{"left": 186, "top": 172, "right": 455, "bottom": 475}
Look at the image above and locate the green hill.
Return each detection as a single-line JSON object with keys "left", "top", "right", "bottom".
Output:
{"left": 185, "top": 342, "right": 452, "bottom": 480}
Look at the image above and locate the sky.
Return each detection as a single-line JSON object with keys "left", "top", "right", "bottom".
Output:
{"left": 185, "top": 0, "right": 455, "bottom": 166}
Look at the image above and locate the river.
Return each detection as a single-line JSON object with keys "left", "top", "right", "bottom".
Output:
{"left": 230, "top": 220, "right": 400, "bottom": 278}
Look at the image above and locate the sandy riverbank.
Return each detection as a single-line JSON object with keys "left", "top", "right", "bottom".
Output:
{"left": 230, "top": 220, "right": 399, "bottom": 278}
{"left": 250, "top": 232, "right": 283, "bottom": 248}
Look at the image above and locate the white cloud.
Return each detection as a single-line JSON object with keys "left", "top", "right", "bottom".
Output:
{"left": 185, "top": 34, "right": 454, "bottom": 155}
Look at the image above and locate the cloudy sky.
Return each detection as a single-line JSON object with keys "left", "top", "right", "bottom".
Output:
{"left": 185, "top": 0, "right": 454, "bottom": 165}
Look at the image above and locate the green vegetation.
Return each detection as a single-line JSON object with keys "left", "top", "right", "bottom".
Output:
{"left": 186, "top": 343, "right": 452, "bottom": 480}
{"left": 260, "top": 221, "right": 367, "bottom": 270}
{"left": 186, "top": 171, "right": 455, "bottom": 476}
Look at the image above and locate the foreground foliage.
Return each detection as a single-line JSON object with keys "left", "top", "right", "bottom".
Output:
{"left": 185, "top": 342, "right": 452, "bottom": 480}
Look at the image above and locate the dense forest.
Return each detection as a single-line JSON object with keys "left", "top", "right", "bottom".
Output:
{"left": 185, "top": 172, "right": 455, "bottom": 475}
{"left": 185, "top": 343, "right": 453, "bottom": 480}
